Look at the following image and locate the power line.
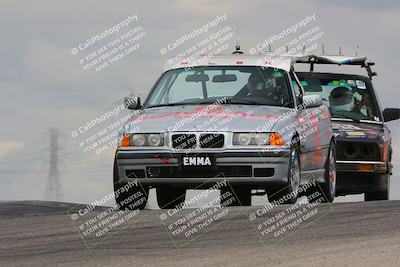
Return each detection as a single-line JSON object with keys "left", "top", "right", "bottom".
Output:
{"left": 0, "top": 170, "right": 45, "bottom": 174}
{"left": 0, "top": 147, "right": 46, "bottom": 161}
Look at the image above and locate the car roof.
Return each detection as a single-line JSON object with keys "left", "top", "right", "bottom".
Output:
{"left": 165, "top": 53, "right": 306, "bottom": 72}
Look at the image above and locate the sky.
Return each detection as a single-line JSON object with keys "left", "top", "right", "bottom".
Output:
{"left": 0, "top": 0, "right": 399, "bottom": 204}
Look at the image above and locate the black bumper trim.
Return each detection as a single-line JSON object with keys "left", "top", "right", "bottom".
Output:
{"left": 116, "top": 151, "right": 289, "bottom": 160}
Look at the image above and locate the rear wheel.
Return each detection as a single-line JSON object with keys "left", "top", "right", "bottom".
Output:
{"left": 364, "top": 175, "right": 390, "bottom": 201}
{"left": 307, "top": 141, "right": 336, "bottom": 203}
{"left": 267, "top": 145, "right": 301, "bottom": 204}
{"left": 221, "top": 186, "right": 252, "bottom": 206}
{"left": 113, "top": 158, "right": 148, "bottom": 210}
{"left": 157, "top": 188, "right": 186, "bottom": 209}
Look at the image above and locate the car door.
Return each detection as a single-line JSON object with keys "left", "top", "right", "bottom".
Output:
{"left": 290, "top": 71, "right": 331, "bottom": 172}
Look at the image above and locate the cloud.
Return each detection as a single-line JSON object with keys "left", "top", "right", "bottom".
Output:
{"left": 0, "top": 142, "right": 24, "bottom": 158}
{"left": 309, "top": 0, "right": 400, "bottom": 10}
{"left": 23, "top": 39, "right": 82, "bottom": 90}
{"left": 391, "top": 126, "right": 400, "bottom": 162}
{"left": 166, "top": 0, "right": 261, "bottom": 17}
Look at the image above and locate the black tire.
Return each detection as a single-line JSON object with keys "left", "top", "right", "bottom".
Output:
{"left": 307, "top": 141, "right": 336, "bottom": 203}
{"left": 113, "top": 158, "right": 148, "bottom": 210}
{"left": 221, "top": 186, "right": 252, "bottom": 206}
{"left": 157, "top": 188, "right": 186, "bottom": 209}
{"left": 267, "top": 144, "right": 301, "bottom": 205}
{"left": 365, "top": 175, "right": 390, "bottom": 201}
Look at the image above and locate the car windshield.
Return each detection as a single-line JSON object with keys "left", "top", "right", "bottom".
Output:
{"left": 297, "top": 75, "right": 381, "bottom": 122}
{"left": 145, "top": 66, "right": 294, "bottom": 108}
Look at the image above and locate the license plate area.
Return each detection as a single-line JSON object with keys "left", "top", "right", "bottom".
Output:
{"left": 181, "top": 154, "right": 216, "bottom": 169}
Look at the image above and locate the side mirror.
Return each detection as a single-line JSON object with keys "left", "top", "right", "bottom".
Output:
{"left": 124, "top": 96, "right": 141, "bottom": 110}
{"left": 302, "top": 94, "right": 323, "bottom": 108}
{"left": 383, "top": 108, "right": 400, "bottom": 122}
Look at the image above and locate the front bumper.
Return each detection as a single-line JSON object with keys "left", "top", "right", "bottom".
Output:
{"left": 336, "top": 160, "right": 389, "bottom": 194}
{"left": 336, "top": 160, "right": 388, "bottom": 173}
{"left": 115, "top": 149, "right": 291, "bottom": 188}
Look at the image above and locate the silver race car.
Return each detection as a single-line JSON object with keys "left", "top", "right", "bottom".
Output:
{"left": 113, "top": 53, "right": 335, "bottom": 209}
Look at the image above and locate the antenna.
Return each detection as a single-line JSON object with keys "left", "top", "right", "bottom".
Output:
{"left": 355, "top": 45, "right": 359, "bottom": 56}
{"left": 339, "top": 46, "right": 342, "bottom": 56}
{"left": 322, "top": 44, "right": 325, "bottom": 55}
{"left": 268, "top": 44, "right": 271, "bottom": 52}
{"left": 236, "top": 20, "right": 240, "bottom": 51}
{"left": 236, "top": 19, "right": 239, "bottom": 41}
{"left": 302, "top": 45, "right": 306, "bottom": 53}
{"left": 232, "top": 20, "right": 243, "bottom": 54}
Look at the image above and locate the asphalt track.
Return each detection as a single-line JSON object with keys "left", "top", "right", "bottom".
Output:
{"left": 1, "top": 200, "right": 400, "bottom": 267}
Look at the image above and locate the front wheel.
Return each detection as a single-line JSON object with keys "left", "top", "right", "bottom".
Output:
{"left": 307, "top": 141, "right": 336, "bottom": 203}
{"left": 267, "top": 146, "right": 301, "bottom": 204}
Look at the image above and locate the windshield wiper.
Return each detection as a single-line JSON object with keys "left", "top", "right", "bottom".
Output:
{"left": 223, "top": 99, "right": 260, "bottom": 105}
{"left": 334, "top": 114, "right": 361, "bottom": 123}
{"left": 198, "top": 99, "right": 220, "bottom": 104}
{"left": 147, "top": 99, "right": 264, "bottom": 108}
{"left": 146, "top": 103, "right": 183, "bottom": 108}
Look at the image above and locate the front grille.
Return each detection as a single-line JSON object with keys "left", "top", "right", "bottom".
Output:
{"left": 125, "top": 169, "right": 145, "bottom": 178}
{"left": 172, "top": 134, "right": 196, "bottom": 150}
{"left": 254, "top": 168, "right": 275, "bottom": 177}
{"left": 199, "top": 134, "right": 224, "bottom": 148}
{"left": 336, "top": 141, "right": 381, "bottom": 161}
{"left": 146, "top": 166, "right": 252, "bottom": 178}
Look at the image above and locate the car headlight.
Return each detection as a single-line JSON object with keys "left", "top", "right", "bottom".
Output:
{"left": 233, "top": 133, "right": 270, "bottom": 146}
{"left": 132, "top": 134, "right": 146, "bottom": 146}
{"left": 147, "top": 134, "right": 163, "bottom": 146}
{"left": 255, "top": 133, "right": 269, "bottom": 145}
{"left": 235, "top": 133, "right": 252, "bottom": 145}
{"left": 120, "top": 133, "right": 164, "bottom": 147}
{"left": 232, "top": 132, "right": 284, "bottom": 146}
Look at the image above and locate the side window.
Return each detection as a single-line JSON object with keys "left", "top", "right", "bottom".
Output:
{"left": 148, "top": 74, "right": 170, "bottom": 104}
{"left": 290, "top": 72, "right": 303, "bottom": 103}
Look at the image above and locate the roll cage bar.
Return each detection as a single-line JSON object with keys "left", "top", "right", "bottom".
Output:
{"left": 295, "top": 55, "right": 377, "bottom": 79}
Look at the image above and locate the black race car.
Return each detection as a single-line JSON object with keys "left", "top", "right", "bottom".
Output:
{"left": 296, "top": 55, "right": 400, "bottom": 200}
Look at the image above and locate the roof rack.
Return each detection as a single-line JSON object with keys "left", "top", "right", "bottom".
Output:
{"left": 296, "top": 54, "right": 377, "bottom": 79}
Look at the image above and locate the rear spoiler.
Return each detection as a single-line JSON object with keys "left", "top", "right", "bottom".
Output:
{"left": 296, "top": 55, "right": 377, "bottom": 79}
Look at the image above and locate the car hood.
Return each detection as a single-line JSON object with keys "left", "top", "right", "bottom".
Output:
{"left": 124, "top": 105, "right": 294, "bottom": 133}
{"left": 331, "top": 120, "right": 384, "bottom": 142}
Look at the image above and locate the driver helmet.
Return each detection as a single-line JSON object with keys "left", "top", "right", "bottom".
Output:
{"left": 247, "top": 71, "right": 275, "bottom": 92}
{"left": 329, "top": 86, "right": 354, "bottom": 112}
